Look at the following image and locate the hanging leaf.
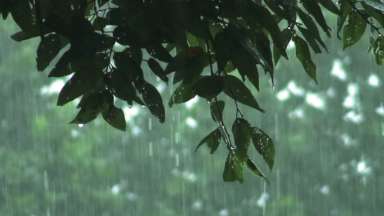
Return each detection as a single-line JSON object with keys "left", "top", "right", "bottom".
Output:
{"left": 302, "top": 0, "right": 331, "bottom": 36}
{"left": 210, "top": 100, "right": 225, "bottom": 122}
{"left": 293, "top": 35, "right": 317, "bottom": 83}
{"left": 246, "top": 158, "right": 265, "bottom": 178}
{"left": 169, "top": 82, "right": 196, "bottom": 107}
{"left": 195, "top": 127, "right": 221, "bottom": 154}
{"left": 223, "top": 152, "right": 244, "bottom": 183}
{"left": 36, "top": 34, "right": 65, "bottom": 71}
{"left": 343, "top": 11, "right": 367, "bottom": 49}
{"left": 223, "top": 75, "right": 264, "bottom": 112}
{"left": 140, "top": 82, "right": 165, "bottom": 123}
{"left": 251, "top": 127, "right": 275, "bottom": 170}
{"left": 147, "top": 44, "right": 173, "bottom": 63}
{"left": 102, "top": 105, "right": 127, "bottom": 131}
{"left": 374, "top": 35, "right": 384, "bottom": 65}
{"left": 232, "top": 118, "right": 252, "bottom": 161}
{"left": 318, "top": 0, "right": 340, "bottom": 14}
{"left": 193, "top": 76, "right": 224, "bottom": 100}
{"left": 364, "top": 0, "right": 384, "bottom": 12}
{"left": 148, "top": 58, "right": 168, "bottom": 82}
{"left": 57, "top": 73, "right": 95, "bottom": 106}
{"left": 48, "top": 50, "right": 72, "bottom": 77}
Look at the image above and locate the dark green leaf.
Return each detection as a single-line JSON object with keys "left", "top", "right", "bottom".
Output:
{"left": 251, "top": 127, "right": 275, "bottom": 170}
{"left": 169, "top": 82, "right": 196, "bottom": 107}
{"left": 374, "top": 36, "right": 384, "bottom": 65}
{"left": 210, "top": 100, "right": 225, "bottom": 122}
{"left": 193, "top": 76, "right": 224, "bottom": 100}
{"left": 232, "top": 118, "right": 252, "bottom": 161}
{"left": 195, "top": 128, "right": 221, "bottom": 154}
{"left": 223, "top": 75, "right": 264, "bottom": 112}
{"left": 365, "top": 0, "right": 384, "bottom": 12}
{"left": 343, "top": 11, "right": 367, "bottom": 49}
{"left": 302, "top": 0, "right": 331, "bottom": 36}
{"left": 223, "top": 153, "right": 244, "bottom": 183}
{"left": 37, "top": 34, "right": 64, "bottom": 71}
{"left": 246, "top": 158, "right": 265, "bottom": 178}
{"left": 57, "top": 73, "right": 95, "bottom": 106}
{"left": 102, "top": 105, "right": 126, "bottom": 131}
{"left": 318, "top": 0, "right": 340, "bottom": 14}
{"left": 293, "top": 35, "right": 317, "bottom": 82}
{"left": 148, "top": 58, "right": 168, "bottom": 82}
{"left": 48, "top": 50, "right": 72, "bottom": 77}
{"left": 140, "top": 82, "right": 165, "bottom": 123}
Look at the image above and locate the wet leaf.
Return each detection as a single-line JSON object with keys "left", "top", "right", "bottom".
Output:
{"left": 223, "top": 152, "right": 244, "bottom": 183}
{"left": 223, "top": 75, "right": 263, "bottom": 112}
{"left": 246, "top": 158, "right": 265, "bottom": 178}
{"left": 343, "top": 12, "right": 367, "bottom": 49}
{"left": 102, "top": 105, "right": 126, "bottom": 131}
{"left": 140, "top": 82, "right": 165, "bottom": 123}
{"left": 293, "top": 35, "right": 317, "bottom": 83}
{"left": 37, "top": 34, "right": 64, "bottom": 71}
{"left": 251, "top": 127, "right": 275, "bottom": 170}
{"left": 232, "top": 118, "right": 252, "bottom": 161}
{"left": 195, "top": 128, "right": 221, "bottom": 154}
{"left": 193, "top": 76, "right": 224, "bottom": 100}
{"left": 169, "top": 82, "right": 196, "bottom": 107}
{"left": 148, "top": 58, "right": 168, "bottom": 82}
{"left": 210, "top": 100, "right": 225, "bottom": 122}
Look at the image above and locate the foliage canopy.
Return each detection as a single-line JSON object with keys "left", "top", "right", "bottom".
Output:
{"left": 1, "top": 0, "right": 384, "bottom": 182}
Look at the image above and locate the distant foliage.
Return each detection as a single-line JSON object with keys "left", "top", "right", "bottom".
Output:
{"left": 1, "top": 0, "right": 383, "bottom": 182}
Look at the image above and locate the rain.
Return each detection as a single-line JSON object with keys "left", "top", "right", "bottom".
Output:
{"left": 1, "top": 4, "right": 384, "bottom": 216}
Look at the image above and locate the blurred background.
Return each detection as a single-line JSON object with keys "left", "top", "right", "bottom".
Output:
{"left": 1, "top": 12, "right": 384, "bottom": 216}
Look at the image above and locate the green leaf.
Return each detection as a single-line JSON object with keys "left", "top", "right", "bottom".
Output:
{"left": 362, "top": 2, "right": 384, "bottom": 27}
{"left": 298, "top": 9, "right": 327, "bottom": 51}
{"left": 253, "top": 31, "right": 274, "bottom": 74}
{"left": 10, "top": 1, "right": 35, "bottom": 32}
{"left": 298, "top": 27, "right": 322, "bottom": 53}
{"left": 147, "top": 44, "right": 173, "bottom": 63}
{"left": 293, "top": 35, "right": 317, "bottom": 83}
{"left": 48, "top": 51, "right": 72, "bottom": 77}
{"left": 273, "top": 29, "right": 293, "bottom": 64}
{"left": 11, "top": 30, "right": 40, "bottom": 41}
{"left": 109, "top": 69, "right": 138, "bottom": 105}
{"left": 214, "top": 31, "right": 231, "bottom": 72}
{"left": 57, "top": 74, "right": 89, "bottom": 106}
{"left": 148, "top": 58, "right": 168, "bottom": 82}
{"left": 364, "top": 0, "right": 384, "bottom": 12}
{"left": 246, "top": 158, "right": 266, "bottom": 178}
{"left": 169, "top": 82, "right": 196, "bottom": 107}
{"left": 140, "top": 82, "right": 165, "bottom": 123}
{"left": 223, "top": 153, "right": 244, "bottom": 183}
{"left": 318, "top": 0, "right": 340, "bottom": 14}
{"left": 71, "top": 107, "right": 99, "bottom": 124}
{"left": 231, "top": 41, "right": 260, "bottom": 90}
{"left": 337, "top": 0, "right": 352, "bottom": 38}
{"left": 195, "top": 128, "right": 221, "bottom": 154}
{"left": 37, "top": 34, "right": 64, "bottom": 71}
{"left": 302, "top": 0, "right": 331, "bottom": 36}
{"left": 251, "top": 127, "right": 275, "bottom": 170}
{"left": 232, "top": 118, "right": 252, "bottom": 161}
{"left": 193, "top": 76, "right": 224, "bottom": 100}
{"left": 343, "top": 12, "right": 367, "bottom": 49}
{"left": 223, "top": 75, "right": 264, "bottom": 112}
{"left": 210, "top": 100, "right": 225, "bottom": 122}
{"left": 374, "top": 36, "right": 384, "bottom": 65}
{"left": 102, "top": 105, "right": 126, "bottom": 131}
{"left": 246, "top": 3, "right": 287, "bottom": 58}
